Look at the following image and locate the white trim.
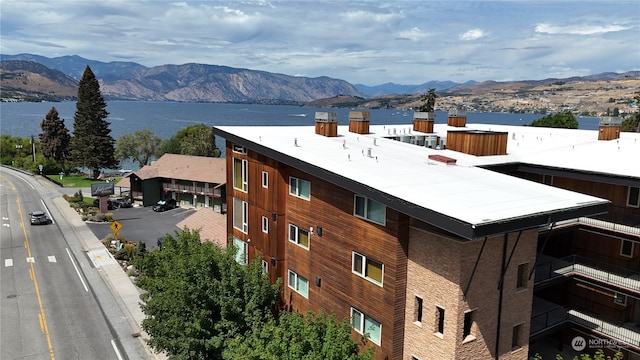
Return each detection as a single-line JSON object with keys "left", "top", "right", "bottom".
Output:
{"left": 350, "top": 307, "right": 381, "bottom": 346}
{"left": 261, "top": 171, "right": 268, "bottom": 188}
{"left": 614, "top": 292, "right": 627, "bottom": 306}
{"left": 232, "top": 144, "right": 247, "bottom": 154}
{"left": 351, "top": 251, "right": 384, "bottom": 286}
{"left": 288, "top": 223, "right": 309, "bottom": 249}
{"left": 261, "top": 216, "right": 269, "bottom": 233}
{"left": 233, "top": 198, "right": 248, "bottom": 233}
{"left": 627, "top": 186, "right": 640, "bottom": 208}
{"left": 233, "top": 157, "right": 248, "bottom": 192}
{"left": 353, "top": 194, "right": 386, "bottom": 226}
{"left": 289, "top": 176, "right": 311, "bottom": 200}
{"left": 287, "top": 269, "right": 309, "bottom": 298}
{"left": 620, "top": 239, "right": 634, "bottom": 258}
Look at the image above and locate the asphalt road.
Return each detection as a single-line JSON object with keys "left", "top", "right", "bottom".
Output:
{"left": 0, "top": 169, "right": 121, "bottom": 359}
{"left": 85, "top": 205, "right": 194, "bottom": 250}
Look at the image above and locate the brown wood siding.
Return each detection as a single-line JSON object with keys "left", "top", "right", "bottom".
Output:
{"left": 315, "top": 121, "right": 338, "bottom": 137}
{"left": 447, "top": 116, "right": 467, "bottom": 127}
{"left": 281, "top": 167, "right": 407, "bottom": 360}
{"left": 349, "top": 120, "right": 370, "bottom": 134}
{"left": 598, "top": 126, "right": 621, "bottom": 140}
{"left": 551, "top": 176, "right": 629, "bottom": 207}
{"left": 413, "top": 119, "right": 434, "bottom": 133}
{"left": 446, "top": 131, "right": 508, "bottom": 156}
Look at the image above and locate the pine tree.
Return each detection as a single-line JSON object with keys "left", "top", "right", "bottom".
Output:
{"left": 68, "top": 65, "right": 117, "bottom": 178}
{"left": 39, "top": 107, "right": 71, "bottom": 173}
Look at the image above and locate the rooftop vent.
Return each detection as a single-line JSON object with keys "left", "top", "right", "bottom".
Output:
{"left": 447, "top": 108, "right": 467, "bottom": 127}
{"left": 315, "top": 112, "right": 338, "bottom": 137}
{"left": 413, "top": 112, "right": 434, "bottom": 133}
{"left": 598, "top": 116, "right": 622, "bottom": 141}
{"left": 348, "top": 111, "right": 370, "bottom": 134}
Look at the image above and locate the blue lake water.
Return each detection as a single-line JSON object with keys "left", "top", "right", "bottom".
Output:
{"left": 1, "top": 101, "right": 600, "bottom": 169}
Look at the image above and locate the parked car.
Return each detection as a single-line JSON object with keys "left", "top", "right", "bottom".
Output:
{"left": 93, "top": 198, "right": 116, "bottom": 210}
{"left": 112, "top": 198, "right": 133, "bottom": 208}
{"left": 29, "top": 211, "right": 50, "bottom": 225}
{"left": 153, "top": 199, "right": 177, "bottom": 212}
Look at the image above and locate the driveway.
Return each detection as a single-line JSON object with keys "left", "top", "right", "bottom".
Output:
{"left": 86, "top": 205, "right": 195, "bottom": 250}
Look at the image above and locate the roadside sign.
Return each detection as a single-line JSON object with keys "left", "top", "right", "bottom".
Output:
{"left": 110, "top": 220, "right": 122, "bottom": 233}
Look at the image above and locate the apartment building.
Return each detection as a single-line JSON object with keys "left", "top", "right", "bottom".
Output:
{"left": 212, "top": 110, "right": 617, "bottom": 360}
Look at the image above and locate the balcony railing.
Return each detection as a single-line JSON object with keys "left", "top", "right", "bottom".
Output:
{"left": 162, "top": 182, "right": 221, "bottom": 197}
{"left": 531, "top": 299, "right": 640, "bottom": 351}
{"left": 595, "top": 204, "right": 640, "bottom": 228}
{"left": 535, "top": 254, "right": 640, "bottom": 293}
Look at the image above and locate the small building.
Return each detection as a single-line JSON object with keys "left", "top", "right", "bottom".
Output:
{"left": 128, "top": 154, "right": 226, "bottom": 212}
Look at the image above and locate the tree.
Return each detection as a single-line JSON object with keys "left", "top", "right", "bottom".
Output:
{"left": 527, "top": 111, "right": 579, "bottom": 129}
{"left": 39, "top": 107, "right": 70, "bottom": 173}
{"left": 68, "top": 65, "right": 117, "bottom": 178}
{"left": 417, "top": 88, "right": 438, "bottom": 112}
{"left": 158, "top": 124, "right": 221, "bottom": 158}
{"left": 134, "top": 229, "right": 280, "bottom": 360}
{"left": 533, "top": 348, "right": 623, "bottom": 360}
{"left": 223, "top": 310, "right": 375, "bottom": 360}
{"left": 115, "top": 129, "right": 162, "bottom": 167}
{"left": 621, "top": 91, "right": 640, "bottom": 132}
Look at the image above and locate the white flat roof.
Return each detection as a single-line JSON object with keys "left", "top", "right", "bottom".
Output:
{"left": 215, "top": 122, "right": 615, "bottom": 238}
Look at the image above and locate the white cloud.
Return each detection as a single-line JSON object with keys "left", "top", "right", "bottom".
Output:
{"left": 535, "top": 23, "right": 632, "bottom": 35}
{"left": 459, "top": 29, "right": 485, "bottom": 41}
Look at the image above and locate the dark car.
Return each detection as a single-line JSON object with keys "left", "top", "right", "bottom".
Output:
{"left": 112, "top": 198, "right": 133, "bottom": 208}
{"left": 93, "top": 198, "right": 116, "bottom": 210}
{"left": 153, "top": 199, "right": 177, "bottom": 212}
{"left": 29, "top": 211, "right": 50, "bottom": 225}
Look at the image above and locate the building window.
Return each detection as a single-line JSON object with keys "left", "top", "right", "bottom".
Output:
{"left": 463, "top": 310, "right": 475, "bottom": 341}
{"left": 262, "top": 216, "right": 269, "bottom": 233}
{"left": 233, "top": 237, "right": 247, "bottom": 265}
{"left": 414, "top": 296, "right": 423, "bottom": 323}
{"left": 288, "top": 224, "right": 309, "bottom": 249}
{"left": 435, "top": 306, "right": 445, "bottom": 335}
{"left": 621, "top": 240, "right": 634, "bottom": 258}
{"left": 543, "top": 174, "right": 553, "bottom": 185}
{"left": 262, "top": 171, "right": 268, "bottom": 188}
{"left": 517, "top": 263, "right": 528, "bottom": 289}
{"left": 352, "top": 251, "right": 384, "bottom": 285}
{"left": 511, "top": 323, "right": 523, "bottom": 349}
{"left": 261, "top": 259, "right": 269, "bottom": 274}
{"left": 233, "top": 198, "right": 248, "bottom": 233}
{"left": 354, "top": 195, "right": 386, "bottom": 225}
{"left": 232, "top": 144, "right": 247, "bottom": 154}
{"left": 614, "top": 293, "right": 627, "bottom": 306}
{"left": 288, "top": 270, "right": 308, "bottom": 298}
{"left": 233, "top": 158, "right": 248, "bottom": 192}
{"left": 289, "top": 177, "right": 311, "bottom": 200}
{"left": 351, "top": 307, "right": 381, "bottom": 346}
{"left": 628, "top": 186, "right": 640, "bottom": 207}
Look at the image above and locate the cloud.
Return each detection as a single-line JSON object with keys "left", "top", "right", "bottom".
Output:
{"left": 535, "top": 23, "right": 632, "bottom": 35}
{"left": 459, "top": 29, "right": 485, "bottom": 41}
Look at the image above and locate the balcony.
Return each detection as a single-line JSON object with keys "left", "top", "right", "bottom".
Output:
{"left": 162, "top": 182, "right": 221, "bottom": 197}
{"left": 594, "top": 204, "right": 640, "bottom": 229}
{"left": 535, "top": 254, "right": 640, "bottom": 294}
{"left": 531, "top": 297, "right": 640, "bottom": 351}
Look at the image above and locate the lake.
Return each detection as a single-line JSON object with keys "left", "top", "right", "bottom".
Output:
{"left": 0, "top": 101, "right": 600, "bottom": 138}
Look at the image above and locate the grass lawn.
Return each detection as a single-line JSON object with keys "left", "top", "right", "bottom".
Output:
{"left": 50, "top": 175, "right": 110, "bottom": 188}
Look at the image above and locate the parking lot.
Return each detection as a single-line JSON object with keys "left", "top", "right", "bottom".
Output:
{"left": 86, "top": 205, "right": 195, "bottom": 250}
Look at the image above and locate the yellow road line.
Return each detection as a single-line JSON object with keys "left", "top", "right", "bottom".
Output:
{"left": 17, "top": 197, "right": 55, "bottom": 360}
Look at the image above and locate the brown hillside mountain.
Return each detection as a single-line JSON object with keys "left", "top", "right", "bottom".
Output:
{"left": 0, "top": 60, "right": 78, "bottom": 101}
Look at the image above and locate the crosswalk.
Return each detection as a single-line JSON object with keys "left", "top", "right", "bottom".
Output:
{"left": 4, "top": 255, "right": 58, "bottom": 266}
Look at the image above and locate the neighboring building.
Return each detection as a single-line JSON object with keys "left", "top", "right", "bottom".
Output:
{"left": 212, "top": 110, "right": 633, "bottom": 360}
{"left": 128, "top": 153, "right": 226, "bottom": 212}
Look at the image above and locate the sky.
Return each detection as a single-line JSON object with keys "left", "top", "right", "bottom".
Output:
{"left": 1, "top": 1, "right": 639, "bottom": 86}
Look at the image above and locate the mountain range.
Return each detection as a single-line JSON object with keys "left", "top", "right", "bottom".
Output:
{"left": 1, "top": 54, "right": 638, "bottom": 114}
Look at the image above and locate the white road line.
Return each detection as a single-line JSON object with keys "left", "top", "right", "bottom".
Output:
{"left": 5, "top": 259, "right": 13, "bottom": 267}
{"left": 26, "top": 257, "right": 35, "bottom": 263}
{"left": 48, "top": 256, "right": 56, "bottom": 263}
{"left": 66, "top": 248, "right": 88, "bottom": 292}
{"left": 111, "top": 339, "right": 124, "bottom": 360}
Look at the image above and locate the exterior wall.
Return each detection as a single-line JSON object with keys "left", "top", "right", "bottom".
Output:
{"left": 446, "top": 131, "right": 508, "bottom": 156}
{"left": 404, "top": 225, "right": 537, "bottom": 360}
{"left": 282, "top": 166, "right": 408, "bottom": 360}
{"left": 413, "top": 120, "right": 434, "bottom": 133}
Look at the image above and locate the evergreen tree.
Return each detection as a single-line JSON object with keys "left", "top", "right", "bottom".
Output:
{"left": 417, "top": 88, "right": 438, "bottom": 112}
{"left": 68, "top": 65, "right": 116, "bottom": 178}
{"left": 39, "top": 107, "right": 71, "bottom": 173}
{"left": 527, "top": 111, "right": 579, "bottom": 129}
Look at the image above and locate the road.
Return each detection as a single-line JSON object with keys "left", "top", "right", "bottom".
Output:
{"left": 0, "top": 168, "right": 150, "bottom": 360}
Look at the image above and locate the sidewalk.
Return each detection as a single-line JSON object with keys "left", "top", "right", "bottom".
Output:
{"left": 44, "top": 181, "right": 166, "bottom": 360}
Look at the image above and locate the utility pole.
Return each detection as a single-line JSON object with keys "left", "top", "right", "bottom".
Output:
{"left": 30, "top": 135, "right": 36, "bottom": 162}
